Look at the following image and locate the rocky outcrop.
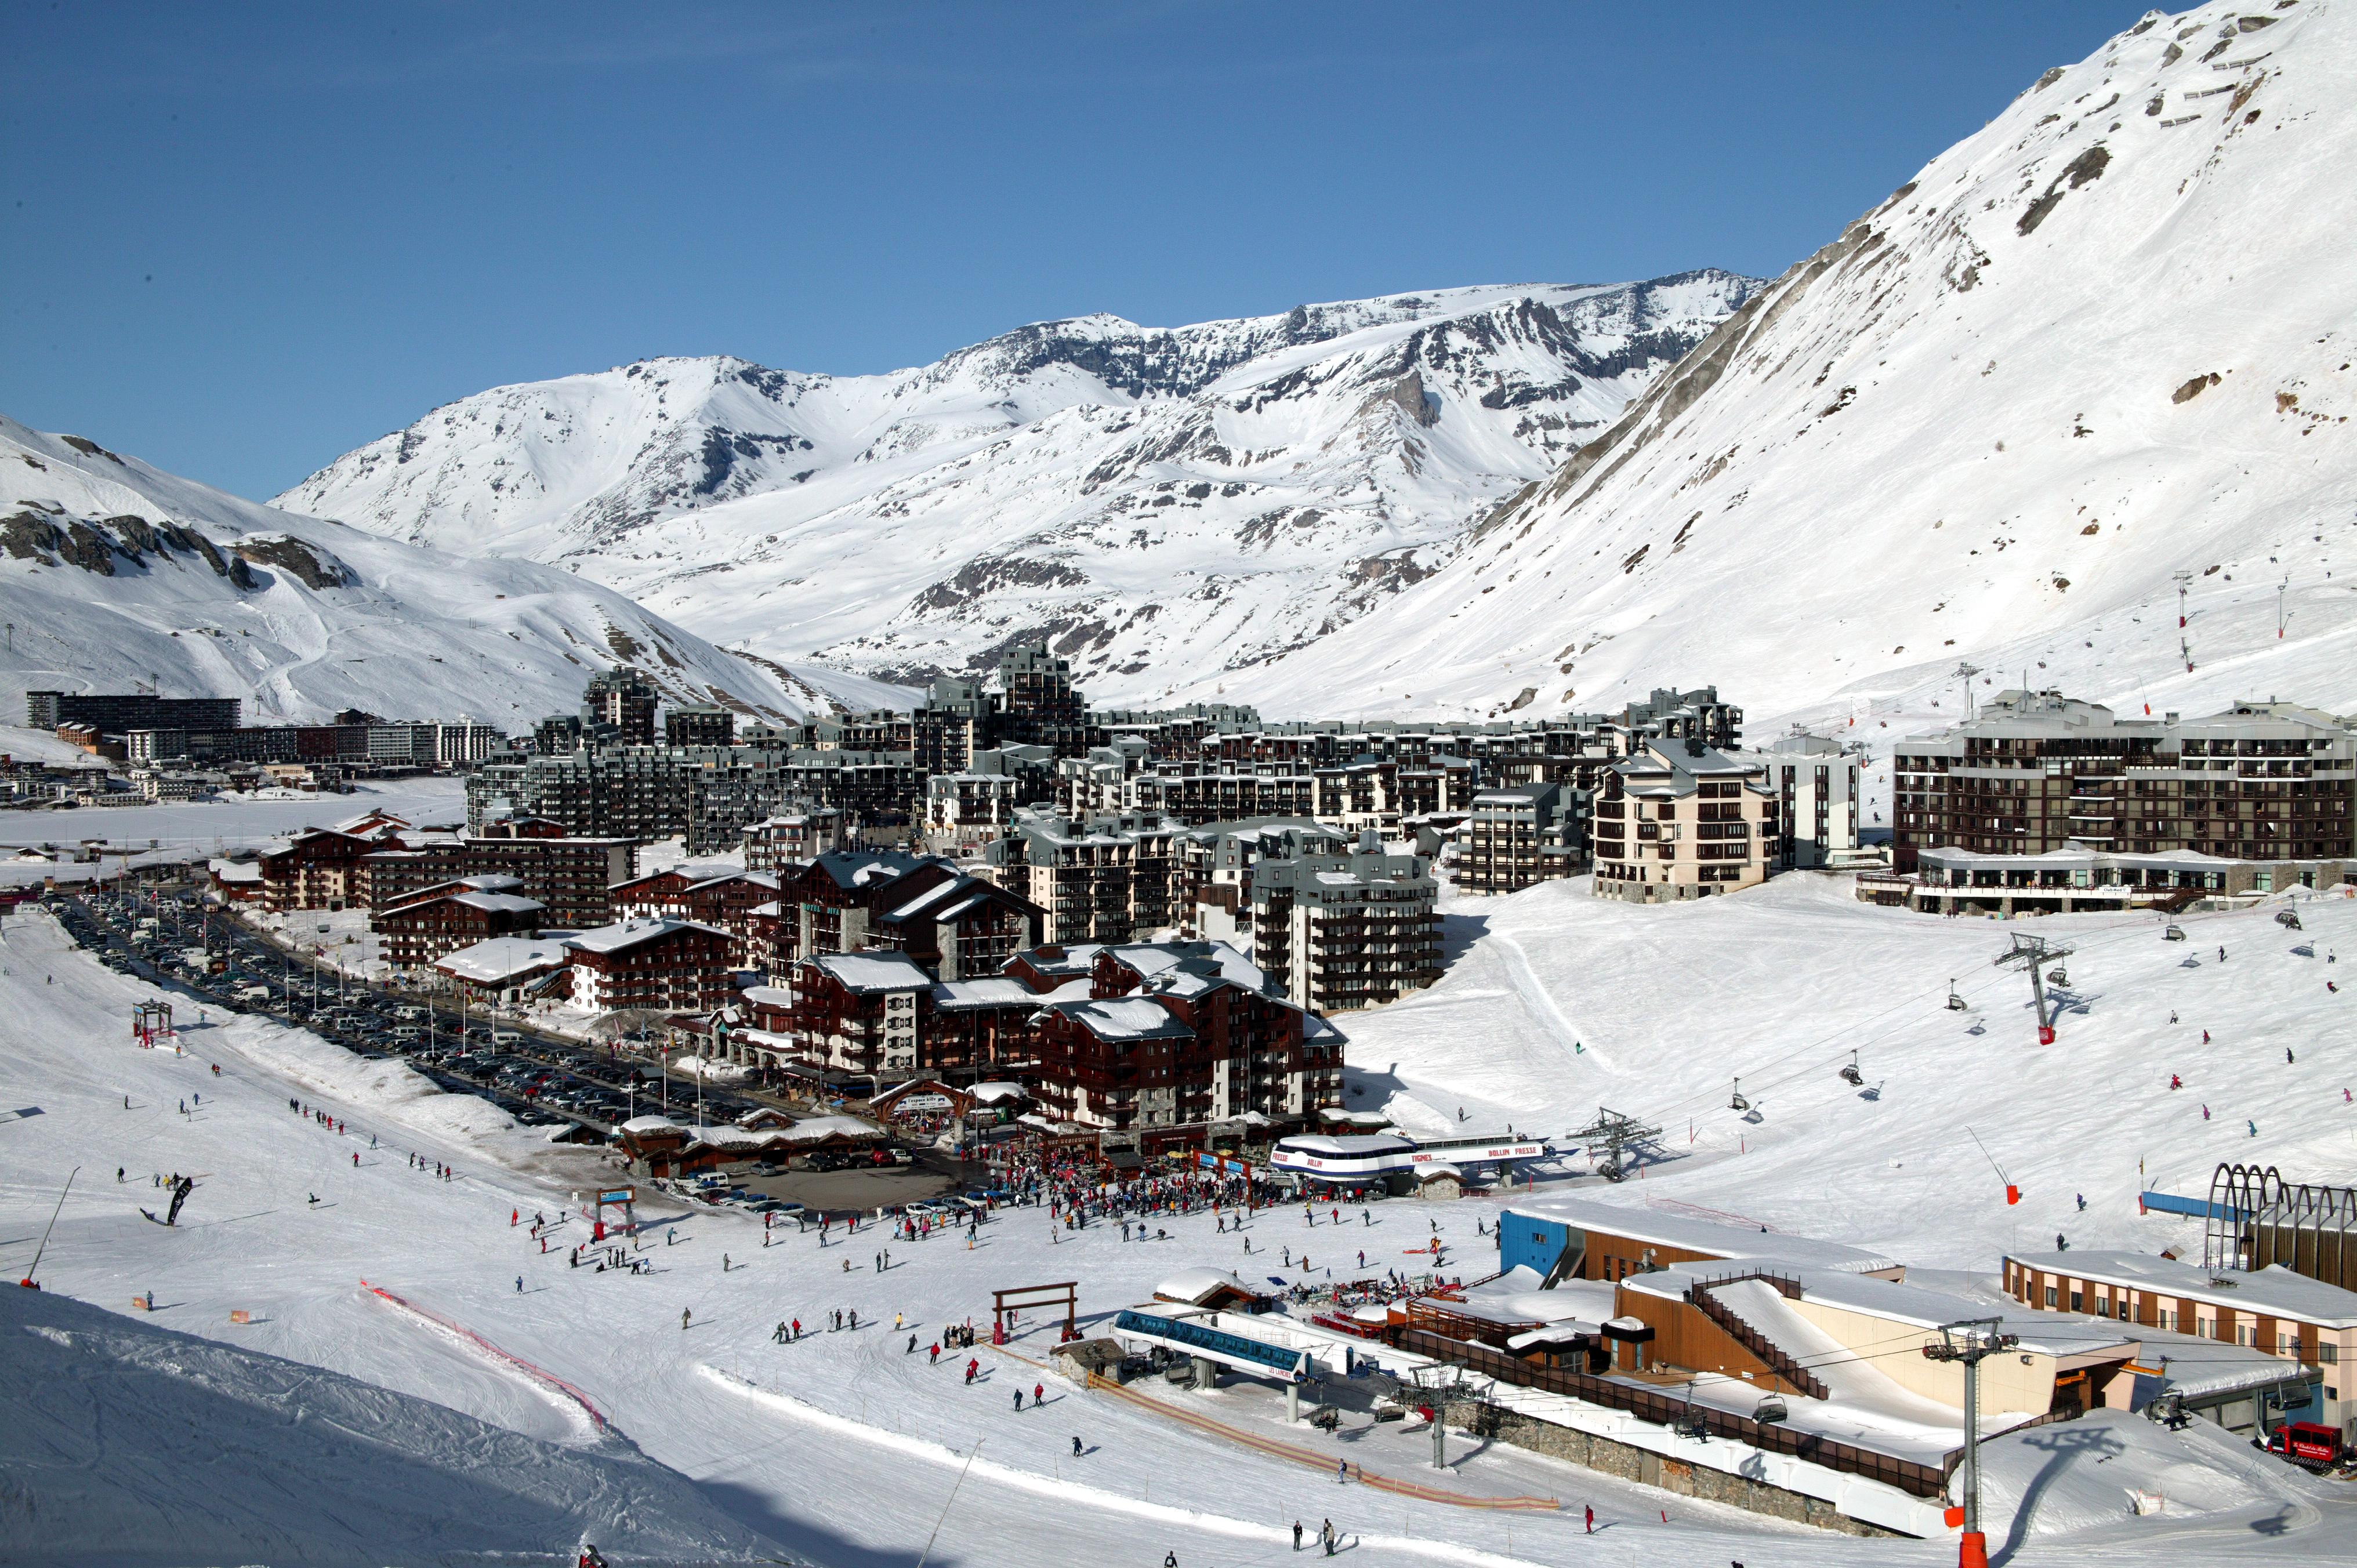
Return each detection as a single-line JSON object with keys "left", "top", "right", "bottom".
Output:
{"left": 233, "top": 533, "right": 356, "bottom": 588}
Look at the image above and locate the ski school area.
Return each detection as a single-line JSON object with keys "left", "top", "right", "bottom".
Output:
{"left": 6, "top": 879, "right": 2357, "bottom": 1568}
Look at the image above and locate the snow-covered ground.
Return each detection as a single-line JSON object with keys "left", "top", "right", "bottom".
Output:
{"left": 5, "top": 875, "right": 2355, "bottom": 1565}
{"left": 0, "top": 776, "right": 466, "bottom": 886}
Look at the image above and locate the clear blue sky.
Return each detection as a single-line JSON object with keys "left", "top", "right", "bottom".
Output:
{"left": 3, "top": 1, "right": 2146, "bottom": 502}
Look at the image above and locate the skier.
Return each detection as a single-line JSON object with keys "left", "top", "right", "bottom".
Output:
{"left": 2287, "top": 1048, "right": 2296, "bottom": 1064}
{"left": 1034, "top": 1381, "right": 1044, "bottom": 1407}
{"left": 2203, "top": 1030, "right": 2211, "bottom": 1045}
{"left": 1014, "top": 1389, "right": 1022, "bottom": 1414}
{"left": 1336, "top": 1458, "right": 1347, "bottom": 1484}
{"left": 1072, "top": 1435, "right": 1083, "bottom": 1457}
{"left": 516, "top": 1275, "right": 523, "bottom": 1293}
{"left": 930, "top": 1343, "right": 940, "bottom": 1364}
{"left": 578, "top": 1545, "right": 607, "bottom": 1568}
{"left": 682, "top": 1307, "right": 692, "bottom": 1331}
{"left": 774, "top": 1321, "right": 787, "bottom": 1344}
{"left": 1294, "top": 1520, "right": 1304, "bottom": 1551}
{"left": 965, "top": 1358, "right": 978, "bottom": 1384}
{"left": 908, "top": 1333, "right": 918, "bottom": 1354}
{"left": 1584, "top": 1504, "right": 1594, "bottom": 1534}
{"left": 2170, "top": 1074, "right": 2182, "bottom": 1090}
{"left": 2249, "top": 1120, "right": 2259, "bottom": 1137}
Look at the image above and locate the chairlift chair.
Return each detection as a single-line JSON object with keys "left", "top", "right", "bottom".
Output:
{"left": 1728, "top": 1078, "right": 1750, "bottom": 1113}
{"left": 2163, "top": 923, "right": 2186, "bottom": 942}
{"left": 1839, "top": 1050, "right": 1864, "bottom": 1087}
{"left": 1945, "top": 980, "right": 1968, "bottom": 1012}
{"left": 1753, "top": 1394, "right": 1789, "bottom": 1425}
{"left": 2047, "top": 965, "right": 2068, "bottom": 988}
{"left": 2276, "top": 909, "right": 2304, "bottom": 931}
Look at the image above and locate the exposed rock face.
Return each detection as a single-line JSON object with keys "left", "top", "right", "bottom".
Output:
{"left": 0, "top": 509, "right": 251, "bottom": 584}
{"left": 232, "top": 533, "right": 356, "bottom": 589}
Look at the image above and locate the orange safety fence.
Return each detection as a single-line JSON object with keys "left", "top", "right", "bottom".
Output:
{"left": 360, "top": 1277, "right": 611, "bottom": 1432}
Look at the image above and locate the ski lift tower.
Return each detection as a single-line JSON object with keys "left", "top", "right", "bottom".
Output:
{"left": 1567, "top": 1106, "right": 1663, "bottom": 1182}
{"left": 1409, "top": 1361, "right": 1465, "bottom": 1470}
{"left": 1993, "top": 934, "right": 2072, "bottom": 1045}
{"left": 1953, "top": 662, "right": 1982, "bottom": 722}
{"left": 1923, "top": 1317, "right": 2019, "bottom": 1568}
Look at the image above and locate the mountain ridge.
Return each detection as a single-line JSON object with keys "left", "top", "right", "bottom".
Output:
{"left": 274, "top": 273, "right": 1758, "bottom": 695}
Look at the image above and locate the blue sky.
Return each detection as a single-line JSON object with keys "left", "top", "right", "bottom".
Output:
{"left": 3, "top": 1, "right": 2146, "bottom": 501}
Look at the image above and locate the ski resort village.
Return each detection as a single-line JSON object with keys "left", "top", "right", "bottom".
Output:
{"left": 7, "top": 2, "right": 2357, "bottom": 1565}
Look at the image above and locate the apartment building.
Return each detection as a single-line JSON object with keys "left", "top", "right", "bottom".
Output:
{"left": 583, "top": 667, "right": 659, "bottom": 746}
{"left": 563, "top": 916, "right": 735, "bottom": 1014}
{"left": 1739, "top": 733, "right": 1865, "bottom": 869}
{"left": 1592, "top": 739, "right": 1781, "bottom": 903}
{"left": 988, "top": 811, "right": 1178, "bottom": 945}
{"left": 362, "top": 832, "right": 636, "bottom": 928}
{"left": 742, "top": 810, "right": 849, "bottom": 872}
{"left": 1890, "top": 691, "right": 2356, "bottom": 875}
{"left": 1459, "top": 783, "right": 1582, "bottom": 893}
{"left": 1249, "top": 833, "right": 1441, "bottom": 1012}
{"left": 1026, "top": 941, "right": 1341, "bottom": 1131}
{"left": 374, "top": 877, "right": 545, "bottom": 973}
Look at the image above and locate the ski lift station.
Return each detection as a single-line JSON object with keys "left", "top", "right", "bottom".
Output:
{"left": 1268, "top": 1130, "right": 1550, "bottom": 1193}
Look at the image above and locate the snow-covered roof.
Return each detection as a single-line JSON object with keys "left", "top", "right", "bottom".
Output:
{"left": 619, "top": 1115, "right": 682, "bottom": 1135}
{"left": 433, "top": 935, "right": 571, "bottom": 983}
{"left": 810, "top": 950, "right": 931, "bottom": 992}
{"left": 1277, "top": 1133, "right": 1417, "bottom": 1156}
{"left": 563, "top": 916, "right": 728, "bottom": 955}
{"left": 449, "top": 891, "right": 542, "bottom": 915}
{"left": 970, "top": 1081, "right": 1028, "bottom": 1103}
{"left": 1051, "top": 996, "right": 1192, "bottom": 1041}
{"left": 2007, "top": 1252, "right": 2357, "bottom": 1329}
{"left": 208, "top": 858, "right": 263, "bottom": 883}
{"left": 738, "top": 985, "right": 793, "bottom": 1010}
{"left": 1153, "top": 1268, "right": 1274, "bottom": 1306}
{"left": 1504, "top": 1196, "right": 1903, "bottom": 1276}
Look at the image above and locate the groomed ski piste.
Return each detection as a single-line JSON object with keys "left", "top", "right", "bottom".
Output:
{"left": 3, "top": 858, "right": 2355, "bottom": 1566}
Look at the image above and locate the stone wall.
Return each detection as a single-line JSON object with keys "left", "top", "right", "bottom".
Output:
{"left": 1441, "top": 1395, "right": 1910, "bottom": 1539}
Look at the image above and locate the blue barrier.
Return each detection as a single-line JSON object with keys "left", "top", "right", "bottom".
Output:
{"left": 2140, "top": 1191, "right": 2241, "bottom": 1221}
{"left": 1113, "top": 1309, "right": 1306, "bottom": 1378}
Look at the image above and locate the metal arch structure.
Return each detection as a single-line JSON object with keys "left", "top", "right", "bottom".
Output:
{"left": 2204, "top": 1163, "right": 2357, "bottom": 1290}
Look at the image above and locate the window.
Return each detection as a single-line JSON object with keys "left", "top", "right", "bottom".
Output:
{"left": 2321, "top": 1344, "right": 2340, "bottom": 1365}
{"left": 2044, "top": 1286, "right": 2058, "bottom": 1308}
{"left": 2070, "top": 1289, "right": 2084, "bottom": 1312}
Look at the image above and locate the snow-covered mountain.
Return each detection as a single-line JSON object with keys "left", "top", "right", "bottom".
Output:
{"left": 276, "top": 276, "right": 1756, "bottom": 693}
{"left": 0, "top": 414, "right": 896, "bottom": 728}
{"left": 1229, "top": 0, "right": 2357, "bottom": 732}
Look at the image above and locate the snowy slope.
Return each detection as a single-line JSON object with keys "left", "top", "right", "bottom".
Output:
{"left": 6, "top": 883, "right": 2356, "bottom": 1566}
{"left": 1, "top": 1283, "right": 786, "bottom": 1568}
{"left": 275, "top": 277, "right": 1755, "bottom": 693}
{"left": 1, "top": 414, "right": 870, "bottom": 728}
{"left": 1228, "top": 0, "right": 2357, "bottom": 732}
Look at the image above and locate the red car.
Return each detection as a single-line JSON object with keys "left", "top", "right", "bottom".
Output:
{"left": 2265, "top": 1422, "right": 2344, "bottom": 1466}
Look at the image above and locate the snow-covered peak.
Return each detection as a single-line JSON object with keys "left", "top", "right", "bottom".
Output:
{"left": 1222, "top": 0, "right": 2357, "bottom": 745}
{"left": 275, "top": 273, "right": 1758, "bottom": 691}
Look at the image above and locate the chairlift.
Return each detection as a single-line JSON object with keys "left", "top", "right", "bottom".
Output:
{"left": 1675, "top": 1384, "right": 1711, "bottom": 1439}
{"left": 1839, "top": 1050, "right": 1864, "bottom": 1087}
{"left": 1729, "top": 1078, "right": 1750, "bottom": 1114}
{"left": 2276, "top": 909, "right": 2304, "bottom": 931}
{"left": 1753, "top": 1394, "right": 1789, "bottom": 1425}
{"left": 2047, "top": 965, "right": 2069, "bottom": 988}
{"left": 1945, "top": 979, "right": 1968, "bottom": 1012}
{"left": 2163, "top": 923, "right": 2186, "bottom": 942}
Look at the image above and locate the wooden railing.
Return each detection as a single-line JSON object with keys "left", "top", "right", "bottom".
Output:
{"left": 1685, "top": 1273, "right": 1831, "bottom": 1399}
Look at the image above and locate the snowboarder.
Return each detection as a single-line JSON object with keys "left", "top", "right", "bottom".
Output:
{"left": 1072, "top": 1435, "right": 1083, "bottom": 1457}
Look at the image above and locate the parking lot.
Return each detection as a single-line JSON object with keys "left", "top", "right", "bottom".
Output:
{"left": 49, "top": 880, "right": 840, "bottom": 1152}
